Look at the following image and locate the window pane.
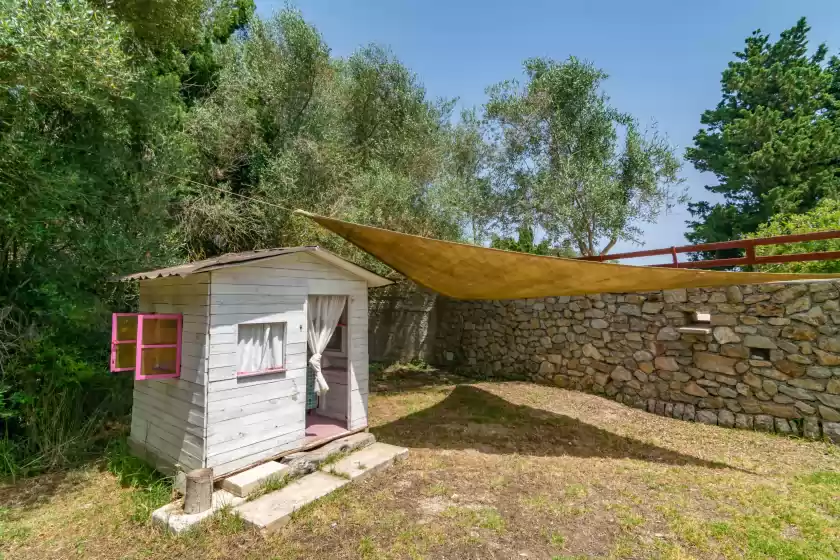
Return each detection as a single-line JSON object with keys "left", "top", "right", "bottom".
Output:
{"left": 139, "top": 347, "right": 178, "bottom": 376}
{"left": 141, "top": 318, "right": 179, "bottom": 345}
{"left": 114, "top": 343, "right": 136, "bottom": 369}
{"left": 115, "top": 315, "right": 137, "bottom": 342}
{"left": 326, "top": 327, "right": 343, "bottom": 351}
{"left": 238, "top": 322, "right": 285, "bottom": 373}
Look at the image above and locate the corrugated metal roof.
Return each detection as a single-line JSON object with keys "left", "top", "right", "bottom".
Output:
{"left": 117, "top": 246, "right": 393, "bottom": 287}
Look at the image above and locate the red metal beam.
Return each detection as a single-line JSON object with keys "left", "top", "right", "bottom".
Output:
{"left": 577, "top": 229, "right": 840, "bottom": 268}
{"left": 646, "top": 250, "right": 840, "bottom": 269}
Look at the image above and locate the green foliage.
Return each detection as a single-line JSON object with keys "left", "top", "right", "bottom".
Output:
{"left": 747, "top": 199, "right": 840, "bottom": 273}
{"left": 106, "top": 437, "right": 172, "bottom": 522}
{"left": 686, "top": 18, "right": 840, "bottom": 253}
{"left": 491, "top": 226, "right": 561, "bottom": 256}
{"left": 434, "top": 109, "right": 499, "bottom": 244}
{"left": 178, "top": 9, "right": 462, "bottom": 271}
{"left": 484, "top": 57, "right": 684, "bottom": 256}
{"left": 0, "top": 0, "right": 240, "bottom": 474}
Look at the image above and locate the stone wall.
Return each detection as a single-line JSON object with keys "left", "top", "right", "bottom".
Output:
{"left": 434, "top": 281, "right": 840, "bottom": 442}
{"left": 368, "top": 282, "right": 439, "bottom": 363}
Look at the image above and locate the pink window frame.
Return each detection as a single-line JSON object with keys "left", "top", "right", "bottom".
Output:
{"left": 111, "top": 312, "right": 140, "bottom": 372}
{"left": 237, "top": 366, "right": 287, "bottom": 378}
{"left": 135, "top": 313, "right": 182, "bottom": 380}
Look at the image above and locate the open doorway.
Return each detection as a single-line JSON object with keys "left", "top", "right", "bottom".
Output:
{"left": 305, "top": 296, "right": 350, "bottom": 443}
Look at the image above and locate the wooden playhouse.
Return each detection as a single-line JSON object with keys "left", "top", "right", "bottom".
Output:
{"left": 111, "top": 247, "right": 392, "bottom": 478}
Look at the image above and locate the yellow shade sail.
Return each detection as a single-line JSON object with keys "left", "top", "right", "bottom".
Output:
{"left": 297, "top": 211, "right": 840, "bottom": 300}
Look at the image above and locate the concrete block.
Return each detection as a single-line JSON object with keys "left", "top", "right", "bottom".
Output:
{"left": 281, "top": 432, "right": 375, "bottom": 476}
{"left": 152, "top": 489, "right": 245, "bottom": 534}
{"left": 221, "top": 461, "right": 289, "bottom": 498}
{"left": 235, "top": 471, "right": 349, "bottom": 534}
{"left": 326, "top": 442, "right": 408, "bottom": 482}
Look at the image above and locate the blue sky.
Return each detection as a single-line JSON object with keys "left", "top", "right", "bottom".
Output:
{"left": 256, "top": 0, "right": 840, "bottom": 263}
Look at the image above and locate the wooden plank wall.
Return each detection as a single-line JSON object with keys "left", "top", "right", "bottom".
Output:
{"left": 205, "top": 251, "right": 370, "bottom": 476}
{"left": 130, "top": 275, "right": 210, "bottom": 474}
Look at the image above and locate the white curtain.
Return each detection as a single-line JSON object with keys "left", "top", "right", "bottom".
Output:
{"left": 238, "top": 323, "right": 284, "bottom": 373}
{"left": 307, "top": 295, "right": 346, "bottom": 395}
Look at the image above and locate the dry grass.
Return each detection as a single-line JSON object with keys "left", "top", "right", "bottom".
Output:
{"left": 2, "top": 367, "right": 840, "bottom": 559}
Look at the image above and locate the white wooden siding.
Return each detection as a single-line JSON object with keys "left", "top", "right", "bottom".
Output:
{"left": 127, "top": 251, "right": 374, "bottom": 478}
{"left": 205, "top": 252, "right": 371, "bottom": 476}
{"left": 130, "top": 275, "right": 209, "bottom": 473}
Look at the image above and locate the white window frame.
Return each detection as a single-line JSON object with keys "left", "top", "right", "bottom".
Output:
{"left": 236, "top": 321, "right": 287, "bottom": 377}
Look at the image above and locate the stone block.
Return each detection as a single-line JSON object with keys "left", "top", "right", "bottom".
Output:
{"left": 744, "top": 294, "right": 770, "bottom": 305}
{"left": 814, "top": 348, "right": 840, "bottom": 366}
{"left": 713, "top": 327, "right": 740, "bottom": 344}
{"left": 656, "top": 326, "right": 681, "bottom": 341}
{"left": 822, "top": 422, "right": 840, "bottom": 444}
{"left": 683, "top": 382, "right": 709, "bottom": 398}
{"left": 789, "top": 377, "right": 826, "bottom": 391}
{"left": 750, "top": 302, "right": 784, "bottom": 317}
{"left": 281, "top": 432, "right": 375, "bottom": 477}
{"left": 153, "top": 490, "right": 246, "bottom": 534}
{"left": 236, "top": 472, "right": 350, "bottom": 534}
{"left": 761, "top": 380, "right": 778, "bottom": 396}
{"left": 806, "top": 366, "right": 832, "bottom": 378}
{"left": 734, "top": 413, "right": 753, "bottom": 430}
{"left": 726, "top": 286, "right": 743, "bottom": 303}
{"left": 759, "top": 402, "right": 799, "bottom": 419}
{"left": 744, "top": 335, "right": 777, "bottom": 349}
{"left": 654, "top": 355, "right": 679, "bottom": 371}
{"left": 663, "top": 289, "right": 687, "bottom": 303}
{"left": 642, "top": 302, "right": 664, "bottom": 314}
{"left": 618, "top": 304, "right": 642, "bottom": 317}
{"left": 718, "top": 409, "right": 735, "bottom": 428}
{"left": 775, "top": 418, "right": 793, "bottom": 434}
{"left": 803, "top": 417, "right": 821, "bottom": 439}
{"left": 794, "top": 400, "right": 816, "bottom": 415}
{"left": 817, "top": 393, "right": 840, "bottom": 409}
{"left": 610, "top": 366, "right": 633, "bottom": 382}
{"left": 696, "top": 410, "right": 718, "bottom": 425}
{"left": 782, "top": 324, "right": 819, "bottom": 341}
{"left": 222, "top": 462, "right": 289, "bottom": 498}
{"left": 754, "top": 415, "right": 774, "bottom": 432}
{"left": 817, "top": 405, "right": 840, "bottom": 422}
{"left": 327, "top": 443, "right": 408, "bottom": 482}
{"left": 694, "top": 352, "right": 736, "bottom": 375}
{"left": 774, "top": 359, "right": 806, "bottom": 378}
{"left": 777, "top": 385, "right": 815, "bottom": 401}
{"left": 785, "top": 297, "right": 811, "bottom": 315}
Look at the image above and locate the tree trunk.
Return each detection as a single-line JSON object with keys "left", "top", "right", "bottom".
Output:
{"left": 184, "top": 468, "right": 213, "bottom": 514}
{"left": 600, "top": 236, "right": 618, "bottom": 256}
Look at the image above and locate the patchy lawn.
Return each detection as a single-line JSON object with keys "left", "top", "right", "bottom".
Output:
{"left": 2, "top": 367, "right": 840, "bottom": 559}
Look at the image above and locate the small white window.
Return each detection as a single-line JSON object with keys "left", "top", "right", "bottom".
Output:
{"left": 237, "top": 322, "right": 286, "bottom": 376}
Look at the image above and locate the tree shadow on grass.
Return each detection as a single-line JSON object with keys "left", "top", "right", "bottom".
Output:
{"left": 0, "top": 469, "right": 88, "bottom": 511}
{"left": 372, "top": 384, "right": 743, "bottom": 471}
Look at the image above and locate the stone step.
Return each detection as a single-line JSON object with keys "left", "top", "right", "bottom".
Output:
{"left": 325, "top": 442, "right": 409, "bottom": 482}
{"left": 152, "top": 489, "right": 245, "bottom": 534}
{"left": 281, "top": 431, "right": 375, "bottom": 477}
{"left": 221, "top": 461, "right": 289, "bottom": 498}
{"left": 235, "top": 471, "right": 349, "bottom": 534}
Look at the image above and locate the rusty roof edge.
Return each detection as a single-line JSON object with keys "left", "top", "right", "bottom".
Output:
{"left": 193, "top": 247, "right": 315, "bottom": 274}
{"left": 111, "top": 246, "right": 392, "bottom": 286}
